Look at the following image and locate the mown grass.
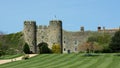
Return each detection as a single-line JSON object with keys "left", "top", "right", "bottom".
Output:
{"left": 0, "top": 54, "right": 22, "bottom": 59}
{"left": 0, "top": 53, "right": 120, "bottom": 68}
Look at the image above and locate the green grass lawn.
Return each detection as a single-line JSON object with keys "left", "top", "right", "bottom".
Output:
{"left": 0, "top": 54, "right": 22, "bottom": 59}
{"left": 0, "top": 53, "right": 120, "bottom": 68}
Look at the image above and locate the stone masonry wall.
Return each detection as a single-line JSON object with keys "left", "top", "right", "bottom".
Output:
{"left": 23, "top": 20, "right": 118, "bottom": 53}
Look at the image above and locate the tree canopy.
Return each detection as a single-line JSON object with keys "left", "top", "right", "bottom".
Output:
{"left": 52, "top": 43, "right": 61, "bottom": 53}
{"left": 23, "top": 43, "right": 30, "bottom": 54}
{"left": 109, "top": 30, "right": 120, "bottom": 52}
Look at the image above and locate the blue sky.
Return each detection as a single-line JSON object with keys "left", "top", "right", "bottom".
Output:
{"left": 0, "top": 0, "right": 120, "bottom": 34}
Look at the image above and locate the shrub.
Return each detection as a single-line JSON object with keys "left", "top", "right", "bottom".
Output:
{"left": 23, "top": 43, "right": 30, "bottom": 54}
{"left": 52, "top": 43, "right": 61, "bottom": 53}
{"left": 109, "top": 30, "right": 120, "bottom": 52}
{"left": 0, "top": 50, "right": 3, "bottom": 57}
{"left": 0, "top": 50, "right": 5, "bottom": 57}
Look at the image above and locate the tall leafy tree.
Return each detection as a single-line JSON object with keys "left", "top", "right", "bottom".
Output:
{"left": 109, "top": 30, "right": 120, "bottom": 52}
{"left": 78, "top": 42, "right": 94, "bottom": 53}
{"left": 23, "top": 43, "right": 30, "bottom": 54}
{"left": 0, "top": 32, "right": 6, "bottom": 55}
{"left": 88, "top": 33, "right": 111, "bottom": 44}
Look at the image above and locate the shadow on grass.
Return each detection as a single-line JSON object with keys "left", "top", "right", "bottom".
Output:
{"left": 82, "top": 53, "right": 100, "bottom": 57}
{"left": 114, "top": 54, "right": 120, "bottom": 56}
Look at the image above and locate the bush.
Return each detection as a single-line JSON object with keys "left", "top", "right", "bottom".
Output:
{"left": 0, "top": 50, "right": 3, "bottom": 57}
{"left": 0, "top": 50, "right": 5, "bottom": 57}
{"left": 23, "top": 43, "right": 30, "bottom": 54}
{"left": 102, "top": 48, "right": 112, "bottom": 53}
{"left": 52, "top": 43, "right": 61, "bottom": 54}
{"left": 109, "top": 30, "right": 120, "bottom": 52}
{"left": 83, "top": 53, "right": 93, "bottom": 56}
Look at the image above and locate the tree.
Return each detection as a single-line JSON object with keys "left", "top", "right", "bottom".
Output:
{"left": 109, "top": 30, "right": 120, "bottom": 52}
{"left": 0, "top": 31, "right": 24, "bottom": 54}
{"left": 23, "top": 43, "right": 30, "bottom": 54}
{"left": 0, "top": 42, "right": 3, "bottom": 57}
{"left": 78, "top": 42, "right": 103, "bottom": 53}
{"left": 52, "top": 43, "right": 61, "bottom": 53}
{"left": 0, "top": 32, "right": 6, "bottom": 56}
{"left": 87, "top": 33, "right": 111, "bottom": 53}
{"left": 78, "top": 42, "right": 93, "bottom": 53}
{"left": 93, "top": 42, "right": 103, "bottom": 53}
{"left": 88, "top": 33, "right": 111, "bottom": 44}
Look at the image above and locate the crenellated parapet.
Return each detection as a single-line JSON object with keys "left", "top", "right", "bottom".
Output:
{"left": 24, "top": 21, "right": 36, "bottom": 26}
{"left": 37, "top": 25, "right": 48, "bottom": 29}
{"left": 97, "top": 26, "right": 120, "bottom": 33}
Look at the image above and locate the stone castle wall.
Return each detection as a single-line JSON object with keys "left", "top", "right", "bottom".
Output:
{"left": 23, "top": 20, "right": 63, "bottom": 53}
{"left": 23, "top": 20, "right": 119, "bottom": 53}
{"left": 62, "top": 31, "right": 92, "bottom": 53}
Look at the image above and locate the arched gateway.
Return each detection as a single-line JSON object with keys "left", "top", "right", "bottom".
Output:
{"left": 38, "top": 42, "right": 51, "bottom": 54}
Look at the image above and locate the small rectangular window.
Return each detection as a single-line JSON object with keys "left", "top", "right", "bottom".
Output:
{"left": 42, "top": 36, "right": 44, "bottom": 39}
{"left": 75, "top": 48, "right": 77, "bottom": 51}
{"left": 64, "top": 41, "right": 65, "bottom": 43}
{"left": 75, "top": 41, "right": 77, "bottom": 44}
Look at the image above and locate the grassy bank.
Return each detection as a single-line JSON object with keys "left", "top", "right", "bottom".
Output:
{"left": 0, "top": 53, "right": 120, "bottom": 68}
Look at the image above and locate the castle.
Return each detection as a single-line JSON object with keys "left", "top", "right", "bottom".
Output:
{"left": 23, "top": 20, "right": 120, "bottom": 53}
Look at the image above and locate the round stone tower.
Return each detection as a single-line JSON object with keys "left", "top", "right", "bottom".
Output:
{"left": 23, "top": 21, "right": 37, "bottom": 53}
{"left": 48, "top": 20, "right": 63, "bottom": 53}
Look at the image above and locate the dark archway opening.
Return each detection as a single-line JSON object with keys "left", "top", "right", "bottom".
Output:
{"left": 38, "top": 42, "right": 52, "bottom": 54}
{"left": 67, "top": 50, "right": 71, "bottom": 54}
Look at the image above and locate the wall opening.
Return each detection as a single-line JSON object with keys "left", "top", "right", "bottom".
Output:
{"left": 64, "top": 48, "right": 66, "bottom": 51}
{"left": 67, "top": 50, "right": 71, "bottom": 54}
{"left": 38, "top": 42, "right": 52, "bottom": 54}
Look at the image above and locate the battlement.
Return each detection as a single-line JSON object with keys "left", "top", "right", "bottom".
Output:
{"left": 24, "top": 21, "right": 36, "bottom": 26}
{"left": 97, "top": 26, "right": 120, "bottom": 32}
{"left": 49, "top": 20, "right": 62, "bottom": 26}
{"left": 37, "top": 25, "right": 48, "bottom": 29}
